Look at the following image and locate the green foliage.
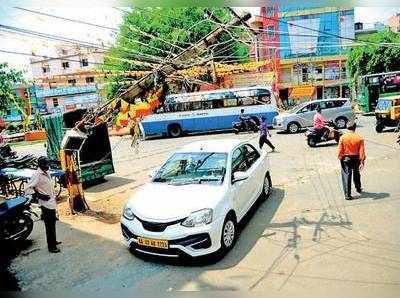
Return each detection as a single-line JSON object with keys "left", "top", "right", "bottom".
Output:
{"left": 0, "top": 63, "right": 26, "bottom": 116}
{"left": 347, "top": 29, "right": 400, "bottom": 79}
{"left": 101, "top": 7, "right": 249, "bottom": 100}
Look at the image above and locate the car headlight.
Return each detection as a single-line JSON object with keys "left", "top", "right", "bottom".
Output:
{"left": 123, "top": 207, "right": 135, "bottom": 220}
{"left": 182, "top": 209, "right": 213, "bottom": 228}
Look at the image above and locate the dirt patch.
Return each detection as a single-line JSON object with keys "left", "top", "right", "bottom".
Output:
{"left": 57, "top": 192, "right": 126, "bottom": 224}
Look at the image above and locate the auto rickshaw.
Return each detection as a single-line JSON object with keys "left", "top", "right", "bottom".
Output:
{"left": 375, "top": 95, "right": 400, "bottom": 133}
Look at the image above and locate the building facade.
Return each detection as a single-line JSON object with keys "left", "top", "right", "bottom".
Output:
{"left": 251, "top": 6, "right": 354, "bottom": 105}
{"left": 30, "top": 45, "right": 104, "bottom": 113}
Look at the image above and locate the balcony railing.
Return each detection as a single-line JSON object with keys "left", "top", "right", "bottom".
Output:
{"left": 35, "top": 84, "right": 99, "bottom": 98}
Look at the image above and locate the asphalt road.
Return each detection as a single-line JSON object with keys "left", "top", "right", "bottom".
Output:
{"left": 5, "top": 115, "right": 400, "bottom": 295}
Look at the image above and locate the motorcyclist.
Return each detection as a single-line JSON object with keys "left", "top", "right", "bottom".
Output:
{"left": 313, "top": 105, "right": 329, "bottom": 140}
{"left": 239, "top": 109, "right": 250, "bottom": 130}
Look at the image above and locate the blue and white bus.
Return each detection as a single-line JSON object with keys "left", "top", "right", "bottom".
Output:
{"left": 141, "top": 86, "right": 279, "bottom": 138}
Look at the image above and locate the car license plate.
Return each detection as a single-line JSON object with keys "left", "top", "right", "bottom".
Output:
{"left": 137, "top": 237, "right": 169, "bottom": 249}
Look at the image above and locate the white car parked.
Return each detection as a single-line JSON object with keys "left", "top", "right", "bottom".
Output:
{"left": 121, "top": 139, "right": 272, "bottom": 258}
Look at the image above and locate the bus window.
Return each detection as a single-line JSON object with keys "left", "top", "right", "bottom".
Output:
{"left": 212, "top": 99, "right": 224, "bottom": 109}
{"left": 202, "top": 100, "right": 213, "bottom": 110}
{"left": 242, "top": 96, "right": 256, "bottom": 106}
{"left": 192, "top": 101, "right": 202, "bottom": 110}
{"left": 224, "top": 98, "right": 237, "bottom": 107}
{"left": 259, "top": 94, "right": 271, "bottom": 104}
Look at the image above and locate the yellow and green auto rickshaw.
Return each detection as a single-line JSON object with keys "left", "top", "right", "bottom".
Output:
{"left": 375, "top": 95, "right": 400, "bottom": 133}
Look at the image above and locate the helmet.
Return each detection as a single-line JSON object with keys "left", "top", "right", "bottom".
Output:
{"left": 347, "top": 121, "right": 357, "bottom": 130}
{"left": 37, "top": 156, "right": 50, "bottom": 169}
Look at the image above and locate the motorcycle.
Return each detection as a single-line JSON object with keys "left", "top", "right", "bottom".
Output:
{"left": 306, "top": 120, "right": 342, "bottom": 147}
{"left": 233, "top": 116, "right": 259, "bottom": 134}
{"left": 0, "top": 196, "right": 37, "bottom": 241}
{"left": 0, "top": 144, "right": 17, "bottom": 159}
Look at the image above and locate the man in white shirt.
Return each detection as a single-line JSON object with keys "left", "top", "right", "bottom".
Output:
{"left": 25, "top": 156, "right": 61, "bottom": 253}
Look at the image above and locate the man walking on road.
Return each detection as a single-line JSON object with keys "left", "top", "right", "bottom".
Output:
{"left": 259, "top": 116, "right": 275, "bottom": 152}
{"left": 25, "top": 156, "right": 61, "bottom": 253}
{"left": 337, "top": 122, "right": 366, "bottom": 200}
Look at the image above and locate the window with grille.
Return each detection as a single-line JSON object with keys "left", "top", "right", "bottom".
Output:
{"left": 80, "top": 58, "right": 89, "bottom": 67}
{"left": 68, "top": 79, "right": 76, "bottom": 86}
{"left": 85, "top": 77, "right": 94, "bottom": 83}
{"left": 42, "top": 65, "right": 50, "bottom": 73}
{"left": 267, "top": 25, "right": 275, "bottom": 38}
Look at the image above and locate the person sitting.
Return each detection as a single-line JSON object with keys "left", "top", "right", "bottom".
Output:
{"left": 313, "top": 106, "right": 329, "bottom": 140}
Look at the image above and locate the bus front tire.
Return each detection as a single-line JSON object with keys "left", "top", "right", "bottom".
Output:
{"left": 168, "top": 124, "right": 183, "bottom": 138}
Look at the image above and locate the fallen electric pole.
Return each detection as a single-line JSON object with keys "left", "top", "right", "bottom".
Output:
{"left": 118, "top": 12, "right": 252, "bottom": 103}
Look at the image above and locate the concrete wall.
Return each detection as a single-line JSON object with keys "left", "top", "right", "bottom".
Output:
{"left": 31, "top": 51, "right": 104, "bottom": 80}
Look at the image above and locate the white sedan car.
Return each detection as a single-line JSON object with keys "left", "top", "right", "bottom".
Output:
{"left": 121, "top": 139, "right": 272, "bottom": 258}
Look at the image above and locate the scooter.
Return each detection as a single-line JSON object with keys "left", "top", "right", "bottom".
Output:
{"left": 306, "top": 120, "right": 342, "bottom": 147}
{"left": 0, "top": 196, "right": 37, "bottom": 241}
{"left": 233, "top": 116, "right": 259, "bottom": 134}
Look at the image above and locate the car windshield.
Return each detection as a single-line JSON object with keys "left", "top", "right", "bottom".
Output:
{"left": 153, "top": 152, "right": 227, "bottom": 185}
{"left": 289, "top": 102, "right": 307, "bottom": 113}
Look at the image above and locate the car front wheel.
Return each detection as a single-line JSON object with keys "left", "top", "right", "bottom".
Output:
{"left": 220, "top": 215, "right": 237, "bottom": 254}
{"left": 287, "top": 122, "right": 300, "bottom": 133}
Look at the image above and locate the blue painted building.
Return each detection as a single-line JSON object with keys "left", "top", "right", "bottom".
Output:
{"left": 279, "top": 8, "right": 354, "bottom": 59}
{"left": 252, "top": 6, "right": 355, "bottom": 103}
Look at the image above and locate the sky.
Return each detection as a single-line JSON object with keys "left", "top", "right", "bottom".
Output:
{"left": 0, "top": 6, "right": 399, "bottom": 77}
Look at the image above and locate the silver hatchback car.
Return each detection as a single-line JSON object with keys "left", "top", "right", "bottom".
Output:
{"left": 273, "top": 98, "right": 355, "bottom": 133}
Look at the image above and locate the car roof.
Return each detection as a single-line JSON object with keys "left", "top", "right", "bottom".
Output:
{"left": 177, "top": 139, "right": 245, "bottom": 153}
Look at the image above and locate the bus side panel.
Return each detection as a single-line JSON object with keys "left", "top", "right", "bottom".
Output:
{"left": 260, "top": 111, "right": 279, "bottom": 126}
{"left": 143, "top": 118, "right": 195, "bottom": 136}
{"left": 142, "top": 121, "right": 166, "bottom": 136}
{"left": 181, "top": 118, "right": 196, "bottom": 132}
{"left": 218, "top": 114, "right": 238, "bottom": 129}
{"left": 192, "top": 115, "right": 220, "bottom": 131}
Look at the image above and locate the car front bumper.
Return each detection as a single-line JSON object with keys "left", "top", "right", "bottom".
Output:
{"left": 272, "top": 121, "right": 285, "bottom": 130}
{"left": 121, "top": 216, "right": 224, "bottom": 258}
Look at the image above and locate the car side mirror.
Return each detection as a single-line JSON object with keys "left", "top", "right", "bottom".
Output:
{"left": 232, "top": 171, "right": 249, "bottom": 183}
{"left": 148, "top": 167, "right": 160, "bottom": 178}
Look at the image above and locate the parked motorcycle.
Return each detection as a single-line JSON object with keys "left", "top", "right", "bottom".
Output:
{"left": 306, "top": 120, "right": 342, "bottom": 147}
{"left": 0, "top": 154, "right": 37, "bottom": 169}
{"left": 0, "top": 196, "right": 36, "bottom": 241}
{"left": 0, "top": 144, "right": 17, "bottom": 159}
{"left": 233, "top": 116, "right": 259, "bottom": 134}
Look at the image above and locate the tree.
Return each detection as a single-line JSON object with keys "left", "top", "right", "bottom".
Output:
{"left": 0, "top": 63, "right": 27, "bottom": 118}
{"left": 347, "top": 29, "right": 400, "bottom": 79}
{"left": 101, "top": 7, "right": 249, "bottom": 100}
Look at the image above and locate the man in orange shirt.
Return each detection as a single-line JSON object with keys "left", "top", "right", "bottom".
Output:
{"left": 337, "top": 121, "right": 366, "bottom": 200}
